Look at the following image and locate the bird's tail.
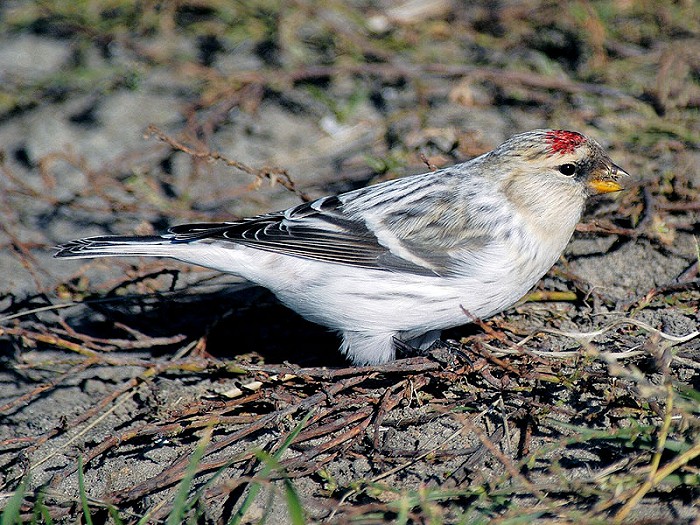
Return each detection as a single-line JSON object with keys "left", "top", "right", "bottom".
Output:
{"left": 54, "top": 235, "right": 176, "bottom": 259}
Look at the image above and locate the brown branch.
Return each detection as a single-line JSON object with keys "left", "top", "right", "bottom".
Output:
{"left": 146, "top": 125, "right": 311, "bottom": 202}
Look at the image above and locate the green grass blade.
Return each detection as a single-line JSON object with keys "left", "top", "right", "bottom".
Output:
{"left": 228, "top": 411, "right": 313, "bottom": 525}
{"left": 1, "top": 477, "right": 27, "bottom": 525}
{"left": 78, "top": 456, "right": 94, "bottom": 525}
{"left": 283, "top": 478, "right": 305, "bottom": 525}
{"left": 166, "top": 428, "right": 211, "bottom": 525}
{"left": 30, "top": 489, "right": 53, "bottom": 525}
{"left": 106, "top": 504, "right": 124, "bottom": 525}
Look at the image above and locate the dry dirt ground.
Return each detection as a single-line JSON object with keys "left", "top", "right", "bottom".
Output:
{"left": 0, "top": 1, "right": 699, "bottom": 524}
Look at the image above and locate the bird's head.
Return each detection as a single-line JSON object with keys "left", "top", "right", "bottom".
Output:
{"left": 481, "top": 129, "right": 629, "bottom": 238}
{"left": 493, "top": 129, "right": 629, "bottom": 200}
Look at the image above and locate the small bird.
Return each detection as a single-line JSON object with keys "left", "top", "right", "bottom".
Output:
{"left": 55, "top": 129, "right": 627, "bottom": 365}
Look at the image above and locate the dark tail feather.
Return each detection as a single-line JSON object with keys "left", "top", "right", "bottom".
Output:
{"left": 53, "top": 235, "right": 171, "bottom": 259}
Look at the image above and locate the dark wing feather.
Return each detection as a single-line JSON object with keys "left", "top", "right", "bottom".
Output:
{"left": 166, "top": 196, "right": 440, "bottom": 276}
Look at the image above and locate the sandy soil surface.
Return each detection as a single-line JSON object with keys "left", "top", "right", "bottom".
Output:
{"left": 1, "top": 1, "right": 698, "bottom": 523}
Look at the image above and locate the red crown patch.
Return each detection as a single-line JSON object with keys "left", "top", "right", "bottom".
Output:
{"left": 546, "top": 130, "right": 587, "bottom": 155}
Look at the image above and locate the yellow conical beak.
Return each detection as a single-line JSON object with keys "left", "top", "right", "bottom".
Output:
{"left": 588, "top": 163, "right": 628, "bottom": 194}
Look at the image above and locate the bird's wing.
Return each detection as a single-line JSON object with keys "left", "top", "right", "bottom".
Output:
{"left": 167, "top": 168, "right": 494, "bottom": 277}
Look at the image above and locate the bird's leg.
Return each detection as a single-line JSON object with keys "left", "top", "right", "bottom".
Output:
{"left": 393, "top": 330, "right": 442, "bottom": 358}
{"left": 395, "top": 332, "right": 472, "bottom": 366}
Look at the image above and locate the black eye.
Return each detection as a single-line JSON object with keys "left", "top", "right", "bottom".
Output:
{"left": 559, "top": 163, "right": 577, "bottom": 176}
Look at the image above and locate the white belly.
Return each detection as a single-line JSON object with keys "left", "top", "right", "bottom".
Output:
{"left": 194, "top": 239, "right": 558, "bottom": 334}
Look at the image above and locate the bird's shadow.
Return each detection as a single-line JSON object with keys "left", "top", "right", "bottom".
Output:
{"left": 65, "top": 284, "right": 348, "bottom": 367}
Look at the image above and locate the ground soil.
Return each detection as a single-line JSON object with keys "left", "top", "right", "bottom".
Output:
{"left": 0, "top": 2, "right": 698, "bottom": 524}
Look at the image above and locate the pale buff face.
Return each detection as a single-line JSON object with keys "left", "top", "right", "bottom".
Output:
{"left": 491, "top": 130, "right": 626, "bottom": 235}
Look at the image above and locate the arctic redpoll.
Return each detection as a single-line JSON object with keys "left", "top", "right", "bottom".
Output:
{"left": 55, "top": 129, "right": 627, "bottom": 365}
